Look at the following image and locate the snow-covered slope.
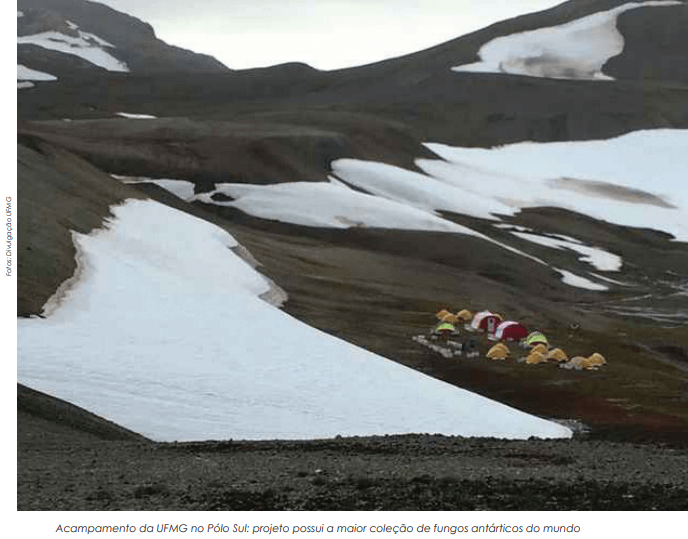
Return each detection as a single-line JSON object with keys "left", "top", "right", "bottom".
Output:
{"left": 17, "top": 199, "right": 571, "bottom": 442}
{"left": 17, "top": 27, "right": 129, "bottom": 73}
{"left": 17, "top": 64, "right": 57, "bottom": 88}
{"left": 17, "top": 64, "right": 57, "bottom": 81}
{"left": 17, "top": 0, "right": 229, "bottom": 77}
{"left": 133, "top": 128, "right": 684, "bottom": 292}
{"left": 452, "top": 1, "right": 682, "bottom": 80}
{"left": 422, "top": 129, "right": 688, "bottom": 242}
{"left": 171, "top": 129, "right": 686, "bottom": 243}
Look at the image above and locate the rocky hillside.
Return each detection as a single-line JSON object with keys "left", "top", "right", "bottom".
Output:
{"left": 17, "top": 0, "right": 229, "bottom": 80}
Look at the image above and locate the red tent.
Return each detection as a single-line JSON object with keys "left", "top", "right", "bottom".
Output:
{"left": 470, "top": 311, "right": 502, "bottom": 334}
{"left": 494, "top": 321, "right": 529, "bottom": 341}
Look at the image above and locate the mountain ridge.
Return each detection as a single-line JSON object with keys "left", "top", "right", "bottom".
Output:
{"left": 17, "top": 0, "right": 230, "bottom": 75}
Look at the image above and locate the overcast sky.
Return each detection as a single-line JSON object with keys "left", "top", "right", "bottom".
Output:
{"left": 95, "top": 0, "right": 563, "bottom": 70}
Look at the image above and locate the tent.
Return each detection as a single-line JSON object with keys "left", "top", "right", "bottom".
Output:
{"left": 456, "top": 309, "right": 473, "bottom": 322}
{"left": 434, "top": 322, "right": 456, "bottom": 337}
{"left": 470, "top": 311, "right": 503, "bottom": 333}
{"left": 588, "top": 352, "right": 607, "bottom": 366}
{"left": 525, "top": 351, "right": 547, "bottom": 364}
{"left": 545, "top": 348, "right": 568, "bottom": 363}
{"left": 494, "top": 321, "right": 529, "bottom": 341}
{"left": 530, "top": 343, "right": 549, "bottom": 355}
{"left": 524, "top": 331, "right": 548, "bottom": 347}
{"left": 442, "top": 314, "right": 459, "bottom": 325}
{"left": 487, "top": 343, "right": 510, "bottom": 360}
{"left": 436, "top": 309, "right": 451, "bottom": 320}
{"left": 585, "top": 353, "right": 607, "bottom": 369}
{"left": 560, "top": 355, "right": 605, "bottom": 370}
{"left": 490, "top": 342, "right": 510, "bottom": 354}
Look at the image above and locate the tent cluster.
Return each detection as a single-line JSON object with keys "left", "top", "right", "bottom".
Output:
{"left": 432, "top": 308, "right": 608, "bottom": 370}
{"left": 520, "top": 343, "right": 606, "bottom": 371}
{"left": 559, "top": 353, "right": 607, "bottom": 371}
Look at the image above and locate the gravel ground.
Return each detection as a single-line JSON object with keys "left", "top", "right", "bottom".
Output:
{"left": 17, "top": 403, "right": 688, "bottom": 511}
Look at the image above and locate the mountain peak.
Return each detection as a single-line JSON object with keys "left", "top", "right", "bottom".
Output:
{"left": 17, "top": 0, "right": 230, "bottom": 78}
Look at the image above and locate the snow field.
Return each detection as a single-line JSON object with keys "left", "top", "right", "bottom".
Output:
{"left": 115, "top": 129, "right": 686, "bottom": 292}
{"left": 424, "top": 129, "right": 688, "bottom": 242}
{"left": 555, "top": 269, "right": 609, "bottom": 291}
{"left": 17, "top": 28, "right": 129, "bottom": 72}
{"left": 17, "top": 64, "right": 57, "bottom": 81}
{"left": 17, "top": 199, "right": 571, "bottom": 442}
{"left": 115, "top": 112, "right": 158, "bottom": 119}
{"left": 509, "top": 231, "right": 622, "bottom": 272}
{"left": 452, "top": 1, "right": 683, "bottom": 80}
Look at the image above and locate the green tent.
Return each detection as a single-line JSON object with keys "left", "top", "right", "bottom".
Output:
{"left": 524, "top": 331, "right": 548, "bottom": 346}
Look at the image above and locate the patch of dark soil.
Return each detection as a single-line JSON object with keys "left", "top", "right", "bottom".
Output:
{"left": 210, "top": 192, "right": 234, "bottom": 202}
{"left": 298, "top": 477, "right": 688, "bottom": 511}
{"left": 183, "top": 488, "right": 288, "bottom": 511}
{"left": 132, "top": 483, "right": 172, "bottom": 499}
{"left": 653, "top": 344, "right": 688, "bottom": 364}
{"left": 17, "top": 384, "right": 150, "bottom": 443}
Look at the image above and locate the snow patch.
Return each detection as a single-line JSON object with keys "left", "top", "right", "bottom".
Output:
{"left": 590, "top": 273, "right": 634, "bottom": 287}
{"left": 453, "top": 1, "right": 683, "bottom": 80}
{"left": 424, "top": 129, "right": 688, "bottom": 242}
{"left": 197, "top": 178, "right": 470, "bottom": 234}
{"left": 115, "top": 112, "right": 158, "bottom": 119}
{"left": 17, "top": 31, "right": 129, "bottom": 72}
{"left": 17, "top": 199, "right": 571, "bottom": 442}
{"left": 510, "top": 231, "right": 622, "bottom": 272}
{"left": 18, "top": 11, "right": 24, "bottom": 18}
{"left": 17, "top": 64, "right": 57, "bottom": 81}
{"left": 17, "top": 81, "right": 35, "bottom": 90}
{"left": 556, "top": 269, "right": 609, "bottom": 291}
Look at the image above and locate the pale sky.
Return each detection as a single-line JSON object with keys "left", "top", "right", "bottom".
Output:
{"left": 95, "top": 0, "right": 563, "bottom": 70}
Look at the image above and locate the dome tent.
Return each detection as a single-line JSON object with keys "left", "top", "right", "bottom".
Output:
{"left": 545, "top": 348, "right": 568, "bottom": 363}
{"left": 494, "top": 321, "right": 529, "bottom": 341}
{"left": 530, "top": 343, "right": 548, "bottom": 355}
{"left": 456, "top": 309, "right": 473, "bottom": 322}
{"left": 525, "top": 350, "right": 547, "bottom": 364}
{"left": 487, "top": 343, "right": 510, "bottom": 360}
{"left": 587, "top": 353, "right": 607, "bottom": 367}
{"left": 524, "top": 331, "right": 548, "bottom": 347}
{"left": 442, "top": 314, "right": 459, "bottom": 325}
{"left": 436, "top": 309, "right": 451, "bottom": 320}
{"left": 470, "top": 311, "right": 503, "bottom": 334}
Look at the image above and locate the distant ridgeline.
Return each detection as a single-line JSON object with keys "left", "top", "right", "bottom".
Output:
{"left": 17, "top": 0, "right": 229, "bottom": 87}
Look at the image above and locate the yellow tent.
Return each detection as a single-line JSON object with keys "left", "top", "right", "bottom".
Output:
{"left": 582, "top": 353, "right": 606, "bottom": 370}
{"left": 456, "top": 309, "right": 473, "bottom": 322}
{"left": 587, "top": 353, "right": 607, "bottom": 366}
{"left": 487, "top": 344, "right": 510, "bottom": 360}
{"left": 545, "top": 348, "right": 568, "bottom": 363}
{"left": 530, "top": 343, "right": 548, "bottom": 355}
{"left": 525, "top": 351, "right": 547, "bottom": 364}
{"left": 436, "top": 309, "right": 451, "bottom": 320}
{"left": 442, "top": 314, "right": 459, "bottom": 324}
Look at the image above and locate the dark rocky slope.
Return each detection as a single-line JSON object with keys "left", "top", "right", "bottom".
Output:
{"left": 18, "top": 0, "right": 229, "bottom": 75}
